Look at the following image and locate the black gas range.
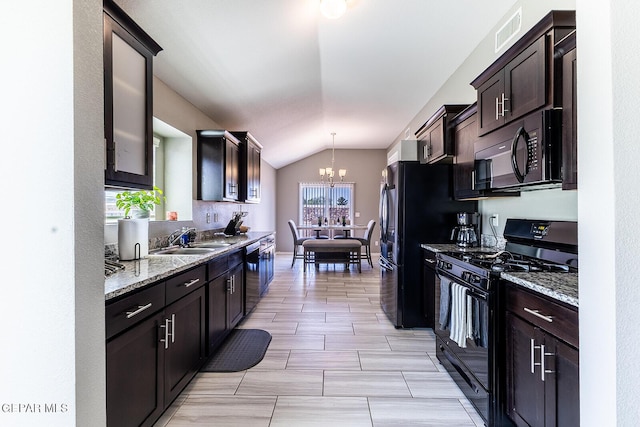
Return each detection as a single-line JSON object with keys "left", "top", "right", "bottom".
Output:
{"left": 434, "top": 219, "right": 578, "bottom": 426}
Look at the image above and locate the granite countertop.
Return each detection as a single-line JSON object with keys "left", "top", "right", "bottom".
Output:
{"left": 421, "top": 243, "right": 579, "bottom": 308}
{"left": 500, "top": 272, "right": 578, "bottom": 307}
{"left": 105, "top": 231, "right": 274, "bottom": 301}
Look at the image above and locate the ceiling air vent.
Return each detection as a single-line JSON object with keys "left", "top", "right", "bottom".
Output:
{"left": 495, "top": 8, "right": 522, "bottom": 53}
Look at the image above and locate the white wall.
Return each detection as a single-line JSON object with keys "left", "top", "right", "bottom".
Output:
{"left": 479, "top": 188, "right": 578, "bottom": 241}
{"left": 0, "top": 0, "right": 105, "bottom": 426}
{"left": 578, "top": 0, "right": 640, "bottom": 424}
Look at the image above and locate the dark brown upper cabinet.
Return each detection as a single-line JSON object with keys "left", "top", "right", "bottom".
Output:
{"left": 416, "top": 104, "right": 468, "bottom": 164}
{"left": 232, "top": 131, "right": 262, "bottom": 203}
{"left": 103, "top": 0, "right": 162, "bottom": 189}
{"left": 471, "top": 11, "right": 575, "bottom": 137}
{"left": 197, "top": 130, "right": 241, "bottom": 202}
{"left": 451, "top": 104, "right": 484, "bottom": 200}
{"left": 557, "top": 31, "right": 577, "bottom": 190}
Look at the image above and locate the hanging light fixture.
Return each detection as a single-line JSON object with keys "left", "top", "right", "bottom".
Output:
{"left": 319, "top": 132, "right": 346, "bottom": 188}
{"left": 320, "top": 0, "right": 348, "bottom": 19}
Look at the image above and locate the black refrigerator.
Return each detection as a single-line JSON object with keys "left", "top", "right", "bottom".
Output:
{"left": 379, "top": 161, "right": 476, "bottom": 328}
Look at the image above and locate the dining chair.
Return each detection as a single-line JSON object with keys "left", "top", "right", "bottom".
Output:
{"left": 288, "top": 220, "right": 311, "bottom": 267}
{"left": 355, "top": 220, "right": 376, "bottom": 267}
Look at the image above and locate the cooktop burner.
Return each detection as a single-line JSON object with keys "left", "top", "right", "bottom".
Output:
{"left": 441, "top": 250, "right": 573, "bottom": 274}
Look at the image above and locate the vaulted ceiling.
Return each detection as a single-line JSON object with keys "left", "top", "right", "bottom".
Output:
{"left": 115, "top": 0, "right": 517, "bottom": 168}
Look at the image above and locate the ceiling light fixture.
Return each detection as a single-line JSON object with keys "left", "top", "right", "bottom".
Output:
{"left": 319, "top": 132, "right": 346, "bottom": 187}
{"left": 320, "top": 0, "right": 347, "bottom": 19}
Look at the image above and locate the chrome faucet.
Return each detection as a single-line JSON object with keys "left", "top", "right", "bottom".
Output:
{"left": 168, "top": 227, "right": 196, "bottom": 247}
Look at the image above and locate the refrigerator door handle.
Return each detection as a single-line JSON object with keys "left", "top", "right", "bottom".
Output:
{"left": 379, "top": 184, "right": 389, "bottom": 239}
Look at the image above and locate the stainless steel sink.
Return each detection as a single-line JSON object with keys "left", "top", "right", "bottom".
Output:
{"left": 151, "top": 242, "right": 231, "bottom": 255}
{"left": 191, "top": 242, "right": 231, "bottom": 249}
{"left": 151, "top": 247, "right": 219, "bottom": 255}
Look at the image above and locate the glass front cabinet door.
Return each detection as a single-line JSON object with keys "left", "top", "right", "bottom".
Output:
{"left": 103, "top": 0, "right": 162, "bottom": 188}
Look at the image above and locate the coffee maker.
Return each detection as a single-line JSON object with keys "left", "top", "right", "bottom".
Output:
{"left": 451, "top": 212, "right": 479, "bottom": 247}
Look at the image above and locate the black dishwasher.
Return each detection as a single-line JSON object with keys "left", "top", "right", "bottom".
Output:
{"left": 245, "top": 241, "right": 260, "bottom": 314}
{"left": 259, "top": 234, "right": 275, "bottom": 296}
{"left": 244, "top": 235, "right": 275, "bottom": 314}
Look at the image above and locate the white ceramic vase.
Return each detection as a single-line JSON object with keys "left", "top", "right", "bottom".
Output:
{"left": 118, "top": 217, "right": 149, "bottom": 260}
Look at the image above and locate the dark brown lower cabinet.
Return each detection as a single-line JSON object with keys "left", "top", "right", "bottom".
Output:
{"left": 106, "top": 279, "right": 207, "bottom": 427}
{"left": 420, "top": 248, "right": 436, "bottom": 328}
{"left": 164, "top": 286, "right": 206, "bottom": 404}
{"left": 106, "top": 312, "right": 165, "bottom": 427}
{"left": 207, "top": 258, "right": 245, "bottom": 354}
{"left": 228, "top": 263, "right": 244, "bottom": 328}
{"left": 505, "top": 284, "right": 579, "bottom": 427}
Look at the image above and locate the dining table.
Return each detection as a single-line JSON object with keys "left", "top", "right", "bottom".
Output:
{"left": 297, "top": 224, "right": 369, "bottom": 239}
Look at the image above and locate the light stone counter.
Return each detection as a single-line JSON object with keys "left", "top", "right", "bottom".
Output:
{"left": 105, "top": 231, "right": 274, "bottom": 301}
{"left": 500, "top": 272, "right": 578, "bottom": 307}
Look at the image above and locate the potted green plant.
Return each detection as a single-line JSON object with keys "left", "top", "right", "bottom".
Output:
{"left": 115, "top": 186, "right": 165, "bottom": 218}
{"left": 116, "top": 186, "right": 165, "bottom": 260}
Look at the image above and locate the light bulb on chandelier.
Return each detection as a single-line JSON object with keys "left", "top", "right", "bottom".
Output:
{"left": 320, "top": 132, "right": 346, "bottom": 187}
{"left": 320, "top": 0, "right": 348, "bottom": 19}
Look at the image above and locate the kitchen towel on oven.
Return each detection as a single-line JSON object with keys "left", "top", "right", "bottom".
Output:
{"left": 438, "top": 276, "right": 452, "bottom": 329}
{"left": 472, "top": 298, "right": 489, "bottom": 348}
{"left": 449, "top": 282, "right": 469, "bottom": 348}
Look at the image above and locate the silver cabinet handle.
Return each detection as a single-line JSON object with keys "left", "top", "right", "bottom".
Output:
{"left": 530, "top": 338, "right": 541, "bottom": 374}
{"left": 113, "top": 140, "right": 118, "bottom": 171}
{"left": 170, "top": 313, "right": 175, "bottom": 344}
{"left": 499, "top": 93, "right": 509, "bottom": 116}
{"left": 495, "top": 97, "right": 500, "bottom": 120}
{"left": 540, "top": 344, "right": 555, "bottom": 381}
{"left": 183, "top": 278, "right": 200, "bottom": 288}
{"left": 524, "top": 307, "right": 554, "bottom": 323}
{"left": 425, "top": 258, "right": 436, "bottom": 264}
{"left": 160, "top": 317, "right": 170, "bottom": 349}
{"left": 471, "top": 170, "right": 476, "bottom": 190}
{"left": 227, "top": 277, "right": 232, "bottom": 293}
{"left": 125, "top": 303, "right": 152, "bottom": 319}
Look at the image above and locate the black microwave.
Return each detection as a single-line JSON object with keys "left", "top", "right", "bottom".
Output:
{"left": 474, "top": 109, "right": 562, "bottom": 191}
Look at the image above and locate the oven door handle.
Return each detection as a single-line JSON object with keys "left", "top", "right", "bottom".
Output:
{"left": 437, "top": 273, "right": 488, "bottom": 300}
{"left": 511, "top": 126, "right": 529, "bottom": 183}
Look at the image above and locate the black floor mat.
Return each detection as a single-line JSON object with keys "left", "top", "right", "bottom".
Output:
{"left": 200, "top": 329, "right": 272, "bottom": 372}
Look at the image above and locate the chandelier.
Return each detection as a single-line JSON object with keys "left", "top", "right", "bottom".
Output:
{"left": 319, "top": 132, "right": 346, "bottom": 188}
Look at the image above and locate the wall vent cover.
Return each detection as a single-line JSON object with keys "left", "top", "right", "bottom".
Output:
{"left": 495, "top": 8, "right": 522, "bottom": 53}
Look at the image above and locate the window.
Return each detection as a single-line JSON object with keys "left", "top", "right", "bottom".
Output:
{"left": 105, "top": 118, "right": 193, "bottom": 223}
{"left": 299, "top": 182, "right": 354, "bottom": 227}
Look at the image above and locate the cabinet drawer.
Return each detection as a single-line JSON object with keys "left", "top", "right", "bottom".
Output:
{"left": 106, "top": 283, "right": 165, "bottom": 340}
{"left": 506, "top": 284, "right": 578, "bottom": 348}
{"left": 228, "top": 250, "right": 243, "bottom": 269}
{"left": 208, "top": 254, "right": 229, "bottom": 280}
{"left": 166, "top": 265, "right": 206, "bottom": 305}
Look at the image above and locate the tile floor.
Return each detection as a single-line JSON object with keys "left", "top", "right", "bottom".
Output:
{"left": 154, "top": 253, "right": 485, "bottom": 426}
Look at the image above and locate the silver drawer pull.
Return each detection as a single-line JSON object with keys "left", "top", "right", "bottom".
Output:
{"left": 523, "top": 307, "right": 554, "bottom": 323}
{"left": 183, "top": 278, "right": 200, "bottom": 288}
{"left": 125, "top": 303, "right": 152, "bottom": 319}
